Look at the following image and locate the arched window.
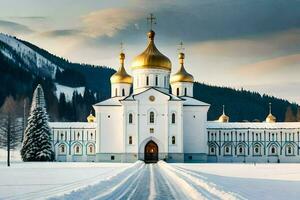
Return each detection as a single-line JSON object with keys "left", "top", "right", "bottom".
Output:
{"left": 149, "top": 111, "right": 155, "bottom": 123}
{"left": 172, "top": 136, "right": 176, "bottom": 144}
{"left": 271, "top": 147, "right": 276, "bottom": 154}
{"left": 155, "top": 76, "right": 158, "bottom": 86}
{"left": 164, "top": 76, "right": 166, "bottom": 87}
{"left": 184, "top": 88, "right": 187, "bottom": 96}
{"left": 171, "top": 113, "right": 176, "bottom": 124}
{"left": 90, "top": 133, "right": 93, "bottom": 140}
{"left": 210, "top": 147, "right": 215, "bottom": 153}
{"left": 88, "top": 144, "right": 94, "bottom": 154}
{"left": 176, "top": 88, "right": 179, "bottom": 96}
{"left": 129, "top": 113, "right": 133, "bottom": 124}
{"left": 74, "top": 145, "right": 81, "bottom": 154}
{"left": 254, "top": 145, "right": 260, "bottom": 155}
{"left": 60, "top": 145, "right": 65, "bottom": 154}
{"left": 115, "top": 88, "right": 118, "bottom": 97}
{"left": 60, "top": 133, "right": 64, "bottom": 140}
{"left": 146, "top": 76, "right": 149, "bottom": 86}
{"left": 129, "top": 136, "right": 132, "bottom": 145}
{"left": 239, "top": 146, "right": 244, "bottom": 154}
{"left": 225, "top": 146, "right": 230, "bottom": 153}
{"left": 122, "top": 88, "right": 125, "bottom": 96}
{"left": 77, "top": 133, "right": 80, "bottom": 140}
{"left": 288, "top": 146, "right": 292, "bottom": 154}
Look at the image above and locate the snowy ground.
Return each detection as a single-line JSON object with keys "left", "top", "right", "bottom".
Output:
{"left": 1, "top": 161, "right": 300, "bottom": 200}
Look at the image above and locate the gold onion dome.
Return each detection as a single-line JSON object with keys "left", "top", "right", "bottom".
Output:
{"left": 131, "top": 30, "right": 172, "bottom": 71}
{"left": 110, "top": 52, "right": 133, "bottom": 84}
{"left": 87, "top": 113, "right": 96, "bottom": 123}
{"left": 170, "top": 52, "right": 194, "bottom": 84}
{"left": 266, "top": 103, "right": 276, "bottom": 123}
{"left": 218, "top": 105, "right": 229, "bottom": 123}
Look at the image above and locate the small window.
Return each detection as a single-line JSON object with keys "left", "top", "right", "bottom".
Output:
{"left": 111, "top": 155, "right": 115, "bottom": 160}
{"left": 60, "top": 133, "right": 64, "bottom": 140}
{"left": 239, "top": 147, "right": 243, "bottom": 154}
{"left": 115, "top": 88, "right": 118, "bottom": 97}
{"left": 90, "top": 133, "right": 93, "bottom": 140}
{"left": 188, "top": 156, "right": 192, "bottom": 160}
{"left": 171, "top": 113, "right": 176, "bottom": 124}
{"left": 176, "top": 88, "right": 179, "bottom": 96}
{"left": 77, "top": 133, "right": 80, "bottom": 140}
{"left": 122, "top": 88, "right": 125, "bottom": 96}
{"left": 155, "top": 76, "right": 158, "bottom": 86}
{"left": 60, "top": 145, "right": 65, "bottom": 153}
{"left": 288, "top": 146, "right": 292, "bottom": 154}
{"left": 271, "top": 147, "right": 276, "bottom": 154}
{"left": 129, "top": 136, "right": 133, "bottom": 145}
{"left": 146, "top": 76, "right": 149, "bottom": 86}
{"left": 150, "top": 128, "right": 154, "bottom": 134}
{"left": 129, "top": 113, "right": 133, "bottom": 124}
{"left": 210, "top": 147, "right": 215, "bottom": 153}
{"left": 225, "top": 147, "right": 230, "bottom": 153}
{"left": 149, "top": 111, "right": 155, "bottom": 123}
{"left": 172, "top": 136, "right": 176, "bottom": 145}
{"left": 75, "top": 146, "right": 80, "bottom": 154}
{"left": 88, "top": 144, "right": 94, "bottom": 154}
{"left": 184, "top": 88, "right": 187, "bottom": 96}
{"left": 164, "top": 76, "right": 166, "bottom": 87}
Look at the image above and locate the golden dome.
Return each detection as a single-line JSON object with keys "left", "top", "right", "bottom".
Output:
{"left": 131, "top": 30, "right": 172, "bottom": 71}
{"left": 170, "top": 52, "right": 194, "bottom": 84}
{"left": 87, "top": 113, "right": 96, "bottom": 123}
{"left": 218, "top": 105, "right": 229, "bottom": 123}
{"left": 266, "top": 103, "right": 276, "bottom": 123}
{"left": 110, "top": 52, "right": 133, "bottom": 84}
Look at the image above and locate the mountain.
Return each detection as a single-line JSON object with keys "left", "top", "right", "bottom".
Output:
{"left": 0, "top": 33, "right": 298, "bottom": 122}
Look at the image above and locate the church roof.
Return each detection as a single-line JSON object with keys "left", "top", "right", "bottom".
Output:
{"left": 94, "top": 96, "right": 124, "bottom": 106}
{"left": 207, "top": 122, "right": 300, "bottom": 130}
{"left": 181, "top": 96, "right": 210, "bottom": 106}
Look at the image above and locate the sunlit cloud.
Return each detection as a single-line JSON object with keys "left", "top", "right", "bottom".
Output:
{"left": 81, "top": 8, "right": 144, "bottom": 38}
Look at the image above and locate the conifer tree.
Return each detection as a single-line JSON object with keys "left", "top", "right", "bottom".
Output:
{"left": 285, "top": 106, "right": 296, "bottom": 122}
{"left": 21, "top": 84, "right": 54, "bottom": 161}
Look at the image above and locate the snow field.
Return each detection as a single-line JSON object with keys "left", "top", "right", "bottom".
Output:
{"left": 0, "top": 162, "right": 133, "bottom": 200}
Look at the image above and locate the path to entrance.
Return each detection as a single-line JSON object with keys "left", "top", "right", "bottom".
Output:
{"left": 52, "top": 161, "right": 242, "bottom": 200}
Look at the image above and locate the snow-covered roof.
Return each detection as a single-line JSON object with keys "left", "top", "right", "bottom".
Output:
{"left": 94, "top": 96, "right": 124, "bottom": 106}
{"left": 49, "top": 122, "right": 97, "bottom": 129}
{"left": 181, "top": 96, "right": 210, "bottom": 106}
{"left": 207, "top": 122, "right": 300, "bottom": 130}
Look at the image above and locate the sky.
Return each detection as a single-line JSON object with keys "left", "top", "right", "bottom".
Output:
{"left": 0, "top": 0, "right": 300, "bottom": 103}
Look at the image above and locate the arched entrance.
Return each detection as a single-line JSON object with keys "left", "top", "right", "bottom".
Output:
{"left": 144, "top": 140, "right": 158, "bottom": 163}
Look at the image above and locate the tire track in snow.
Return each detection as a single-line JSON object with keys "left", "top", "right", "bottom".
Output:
{"left": 164, "top": 162, "right": 243, "bottom": 200}
{"left": 149, "top": 164, "right": 156, "bottom": 200}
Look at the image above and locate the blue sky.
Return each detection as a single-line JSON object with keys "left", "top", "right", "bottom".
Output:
{"left": 0, "top": 0, "right": 300, "bottom": 103}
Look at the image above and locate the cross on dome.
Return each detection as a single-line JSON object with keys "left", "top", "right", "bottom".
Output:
{"left": 178, "top": 41, "right": 185, "bottom": 53}
{"left": 147, "top": 13, "right": 156, "bottom": 30}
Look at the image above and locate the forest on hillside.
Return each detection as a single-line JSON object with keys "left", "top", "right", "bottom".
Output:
{"left": 0, "top": 36, "right": 299, "bottom": 122}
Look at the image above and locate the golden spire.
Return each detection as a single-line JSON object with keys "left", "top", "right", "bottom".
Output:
{"left": 266, "top": 102, "right": 276, "bottom": 123}
{"left": 170, "top": 42, "right": 194, "bottom": 84}
{"left": 110, "top": 43, "right": 133, "bottom": 84}
{"left": 87, "top": 111, "right": 96, "bottom": 123}
{"left": 218, "top": 105, "right": 229, "bottom": 123}
{"left": 131, "top": 14, "right": 172, "bottom": 71}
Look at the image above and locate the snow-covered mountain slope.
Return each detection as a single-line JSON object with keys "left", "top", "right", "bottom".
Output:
{"left": 0, "top": 33, "right": 61, "bottom": 79}
{"left": 55, "top": 83, "right": 85, "bottom": 102}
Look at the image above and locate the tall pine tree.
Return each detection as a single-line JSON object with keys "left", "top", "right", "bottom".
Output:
{"left": 21, "top": 84, "right": 54, "bottom": 161}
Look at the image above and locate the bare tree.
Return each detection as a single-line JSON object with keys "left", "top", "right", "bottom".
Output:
{"left": 0, "top": 96, "right": 23, "bottom": 167}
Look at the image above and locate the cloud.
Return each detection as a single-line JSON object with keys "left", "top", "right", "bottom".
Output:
{"left": 81, "top": 8, "right": 144, "bottom": 38}
{"left": 40, "top": 29, "right": 81, "bottom": 37}
{"left": 237, "top": 54, "right": 300, "bottom": 76}
{"left": 0, "top": 20, "right": 33, "bottom": 34}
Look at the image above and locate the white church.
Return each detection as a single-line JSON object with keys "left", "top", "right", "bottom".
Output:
{"left": 49, "top": 26, "right": 300, "bottom": 163}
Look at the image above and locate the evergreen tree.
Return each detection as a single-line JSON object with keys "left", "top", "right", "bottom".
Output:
{"left": 297, "top": 107, "right": 300, "bottom": 122}
{"left": 285, "top": 106, "right": 296, "bottom": 122}
{"left": 20, "top": 85, "right": 54, "bottom": 161}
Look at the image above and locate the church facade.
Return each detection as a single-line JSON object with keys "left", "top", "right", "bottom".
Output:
{"left": 49, "top": 28, "right": 300, "bottom": 163}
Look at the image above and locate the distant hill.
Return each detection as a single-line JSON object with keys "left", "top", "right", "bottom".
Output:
{"left": 0, "top": 33, "right": 298, "bottom": 122}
